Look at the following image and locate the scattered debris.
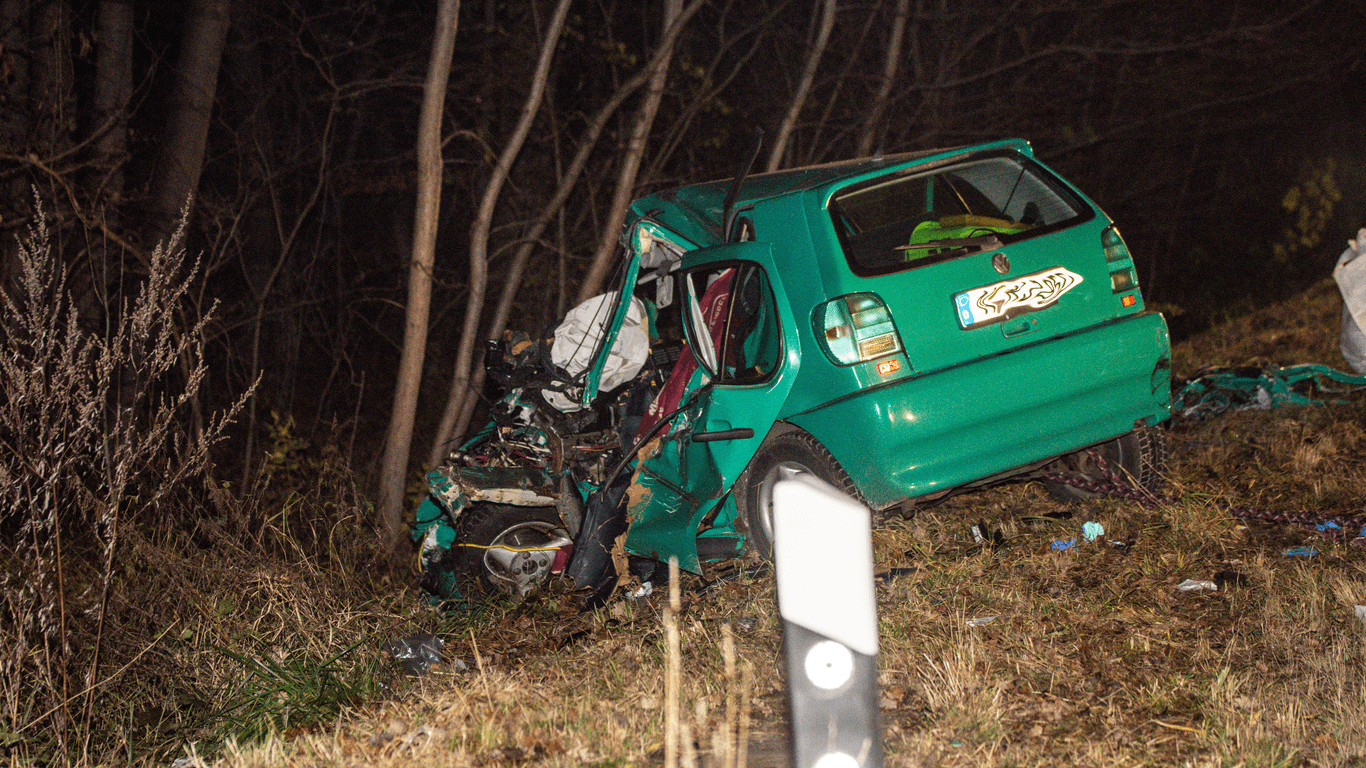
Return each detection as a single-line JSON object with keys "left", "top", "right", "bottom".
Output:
{"left": 1081, "top": 521, "right": 1105, "bottom": 542}
{"left": 1282, "top": 546, "right": 1319, "bottom": 558}
{"left": 1174, "top": 363, "right": 1366, "bottom": 422}
{"left": 966, "top": 520, "right": 1006, "bottom": 553}
{"left": 1177, "top": 579, "right": 1218, "bottom": 592}
{"left": 1334, "top": 226, "right": 1366, "bottom": 374}
{"left": 385, "top": 633, "right": 445, "bottom": 676}
{"left": 1356, "top": 605, "right": 1366, "bottom": 625}
{"left": 965, "top": 616, "right": 998, "bottom": 627}
{"left": 1050, "top": 537, "right": 1077, "bottom": 552}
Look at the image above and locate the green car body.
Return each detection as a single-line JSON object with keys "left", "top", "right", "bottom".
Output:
{"left": 418, "top": 138, "right": 1172, "bottom": 598}
{"left": 613, "top": 138, "right": 1170, "bottom": 572}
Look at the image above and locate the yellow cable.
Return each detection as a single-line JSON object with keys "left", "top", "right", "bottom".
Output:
{"left": 456, "top": 542, "right": 563, "bottom": 553}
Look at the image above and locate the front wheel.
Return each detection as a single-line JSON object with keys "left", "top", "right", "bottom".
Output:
{"left": 456, "top": 504, "right": 572, "bottom": 596}
{"left": 735, "top": 431, "right": 860, "bottom": 561}
{"left": 1043, "top": 425, "right": 1170, "bottom": 502}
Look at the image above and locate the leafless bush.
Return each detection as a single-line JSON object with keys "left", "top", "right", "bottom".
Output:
{"left": 0, "top": 200, "right": 251, "bottom": 764}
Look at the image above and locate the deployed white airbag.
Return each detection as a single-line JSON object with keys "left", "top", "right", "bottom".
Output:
{"left": 542, "top": 293, "right": 649, "bottom": 412}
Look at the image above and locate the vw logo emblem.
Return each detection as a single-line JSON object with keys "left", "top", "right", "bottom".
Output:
{"left": 991, "top": 252, "right": 1010, "bottom": 274}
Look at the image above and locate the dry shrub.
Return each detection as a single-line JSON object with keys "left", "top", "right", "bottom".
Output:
{"left": 0, "top": 203, "right": 250, "bottom": 764}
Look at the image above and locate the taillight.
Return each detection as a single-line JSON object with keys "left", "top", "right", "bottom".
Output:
{"left": 1110, "top": 267, "right": 1136, "bottom": 293}
{"left": 1104, "top": 224, "right": 1142, "bottom": 309}
{"left": 815, "top": 293, "right": 903, "bottom": 366}
{"left": 1102, "top": 224, "right": 1130, "bottom": 262}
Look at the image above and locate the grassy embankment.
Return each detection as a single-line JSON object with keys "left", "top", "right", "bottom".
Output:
{"left": 9, "top": 252, "right": 1365, "bottom": 766}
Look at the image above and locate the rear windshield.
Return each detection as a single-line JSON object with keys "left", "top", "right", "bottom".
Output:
{"left": 829, "top": 152, "right": 1092, "bottom": 276}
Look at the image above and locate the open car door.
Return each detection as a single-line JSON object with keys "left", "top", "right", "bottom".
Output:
{"left": 623, "top": 241, "right": 801, "bottom": 572}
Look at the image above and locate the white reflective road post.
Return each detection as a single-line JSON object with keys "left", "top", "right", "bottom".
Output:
{"left": 773, "top": 475, "right": 882, "bottom": 768}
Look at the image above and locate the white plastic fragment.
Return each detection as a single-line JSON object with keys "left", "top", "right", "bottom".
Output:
{"left": 1082, "top": 521, "right": 1105, "bottom": 542}
{"left": 1334, "top": 227, "right": 1366, "bottom": 374}
{"left": 966, "top": 616, "right": 998, "bottom": 627}
{"left": 1355, "top": 605, "right": 1366, "bottom": 624}
{"left": 1177, "top": 579, "right": 1217, "bottom": 592}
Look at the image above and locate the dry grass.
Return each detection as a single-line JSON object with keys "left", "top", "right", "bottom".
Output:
{"left": 25, "top": 277, "right": 1366, "bottom": 767}
{"left": 180, "top": 292, "right": 1361, "bottom": 767}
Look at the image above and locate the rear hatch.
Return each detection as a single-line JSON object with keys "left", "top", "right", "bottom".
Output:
{"left": 820, "top": 146, "right": 1144, "bottom": 376}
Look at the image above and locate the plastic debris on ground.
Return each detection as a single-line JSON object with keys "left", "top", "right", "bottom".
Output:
{"left": 1082, "top": 521, "right": 1105, "bottom": 542}
{"left": 1282, "top": 546, "right": 1319, "bottom": 557}
{"left": 967, "top": 520, "right": 1006, "bottom": 553}
{"left": 1174, "top": 363, "right": 1366, "bottom": 422}
{"left": 1335, "top": 227, "right": 1366, "bottom": 375}
{"left": 1356, "top": 605, "right": 1366, "bottom": 624}
{"left": 1051, "top": 536, "right": 1077, "bottom": 552}
{"left": 1177, "top": 579, "right": 1218, "bottom": 592}
{"left": 385, "top": 633, "right": 444, "bottom": 676}
{"left": 966, "top": 616, "right": 998, "bottom": 627}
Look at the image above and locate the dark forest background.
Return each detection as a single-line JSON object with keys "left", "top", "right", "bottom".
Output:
{"left": 5, "top": 3, "right": 1366, "bottom": 761}
{"left": 4, "top": 0, "right": 1366, "bottom": 503}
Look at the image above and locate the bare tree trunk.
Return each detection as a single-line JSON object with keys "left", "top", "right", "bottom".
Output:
{"left": 0, "top": 0, "right": 30, "bottom": 149}
{"left": 29, "top": 0, "right": 73, "bottom": 153}
{"left": 855, "top": 0, "right": 909, "bottom": 157}
{"left": 425, "top": 0, "right": 574, "bottom": 468}
{"left": 574, "top": 0, "right": 685, "bottom": 305}
{"left": 149, "top": 0, "right": 230, "bottom": 233}
{"left": 765, "top": 0, "right": 837, "bottom": 172}
{"left": 643, "top": 1, "right": 788, "bottom": 183}
{"left": 447, "top": 0, "right": 707, "bottom": 442}
{"left": 376, "top": 0, "right": 461, "bottom": 552}
{"left": 0, "top": 0, "right": 28, "bottom": 284}
{"left": 94, "top": 0, "right": 133, "bottom": 197}
{"left": 804, "top": 3, "right": 877, "bottom": 165}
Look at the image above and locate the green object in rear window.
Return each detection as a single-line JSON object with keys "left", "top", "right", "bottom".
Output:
{"left": 903, "top": 215, "right": 1032, "bottom": 261}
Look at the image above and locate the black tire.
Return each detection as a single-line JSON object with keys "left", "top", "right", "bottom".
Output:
{"left": 735, "top": 430, "right": 860, "bottom": 561}
{"left": 1043, "top": 425, "right": 1170, "bottom": 502}
{"left": 456, "top": 504, "right": 571, "bottom": 596}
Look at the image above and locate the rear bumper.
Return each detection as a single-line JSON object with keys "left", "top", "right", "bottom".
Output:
{"left": 788, "top": 312, "right": 1172, "bottom": 508}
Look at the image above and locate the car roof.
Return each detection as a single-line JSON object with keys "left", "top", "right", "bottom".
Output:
{"left": 632, "top": 139, "right": 1034, "bottom": 246}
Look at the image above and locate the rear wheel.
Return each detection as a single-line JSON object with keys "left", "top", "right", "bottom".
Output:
{"left": 456, "top": 504, "right": 572, "bottom": 596}
{"left": 736, "top": 431, "right": 859, "bottom": 561}
{"left": 1043, "top": 425, "right": 1169, "bottom": 502}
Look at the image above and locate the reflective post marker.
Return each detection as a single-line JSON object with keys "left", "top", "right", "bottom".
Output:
{"left": 773, "top": 475, "right": 882, "bottom": 768}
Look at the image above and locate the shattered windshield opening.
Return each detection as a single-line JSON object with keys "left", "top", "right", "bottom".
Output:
{"left": 830, "top": 152, "right": 1093, "bottom": 276}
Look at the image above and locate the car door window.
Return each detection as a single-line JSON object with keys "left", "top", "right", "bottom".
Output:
{"left": 684, "top": 262, "right": 782, "bottom": 386}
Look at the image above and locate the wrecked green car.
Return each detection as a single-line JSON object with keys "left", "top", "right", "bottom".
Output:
{"left": 414, "top": 138, "right": 1172, "bottom": 604}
